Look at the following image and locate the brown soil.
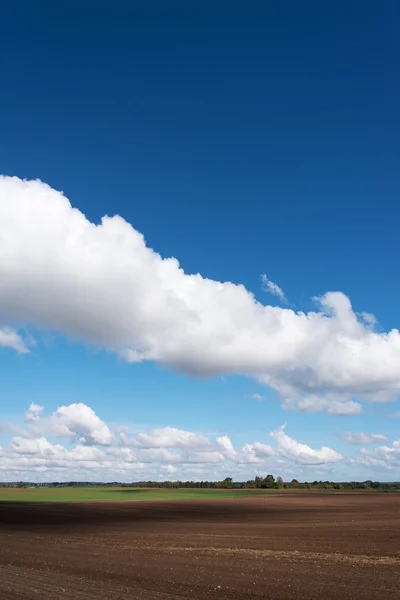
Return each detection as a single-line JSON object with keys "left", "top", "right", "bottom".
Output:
{"left": 0, "top": 493, "right": 399, "bottom": 599}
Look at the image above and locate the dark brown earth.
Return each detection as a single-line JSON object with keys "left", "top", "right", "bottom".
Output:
{"left": 0, "top": 493, "right": 399, "bottom": 600}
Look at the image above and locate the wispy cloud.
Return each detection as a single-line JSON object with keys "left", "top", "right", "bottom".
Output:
{"left": 388, "top": 411, "right": 400, "bottom": 419}
{"left": 0, "top": 327, "right": 29, "bottom": 354}
{"left": 261, "top": 274, "right": 287, "bottom": 303}
{"left": 341, "top": 431, "right": 387, "bottom": 445}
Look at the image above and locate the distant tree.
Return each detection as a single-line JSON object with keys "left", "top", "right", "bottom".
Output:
{"left": 362, "top": 480, "right": 373, "bottom": 489}
{"left": 262, "top": 474, "right": 276, "bottom": 489}
{"left": 276, "top": 476, "right": 284, "bottom": 489}
{"left": 333, "top": 483, "right": 344, "bottom": 490}
{"left": 323, "top": 481, "right": 334, "bottom": 489}
{"left": 245, "top": 479, "right": 256, "bottom": 488}
{"left": 221, "top": 477, "right": 233, "bottom": 489}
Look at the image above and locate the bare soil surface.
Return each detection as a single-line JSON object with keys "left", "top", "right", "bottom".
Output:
{"left": 0, "top": 493, "right": 399, "bottom": 599}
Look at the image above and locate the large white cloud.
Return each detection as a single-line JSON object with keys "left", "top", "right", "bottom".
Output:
{"left": 1, "top": 176, "right": 400, "bottom": 414}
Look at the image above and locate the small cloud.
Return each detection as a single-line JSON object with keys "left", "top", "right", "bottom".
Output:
{"left": 24, "top": 402, "right": 44, "bottom": 422}
{"left": 340, "top": 432, "right": 387, "bottom": 445}
{"left": 282, "top": 394, "right": 363, "bottom": 416}
{"left": 388, "top": 411, "right": 400, "bottom": 419}
{"left": 252, "top": 393, "right": 264, "bottom": 402}
{"left": 261, "top": 274, "right": 287, "bottom": 303}
{"left": 0, "top": 327, "right": 30, "bottom": 354}
{"left": 118, "top": 349, "right": 145, "bottom": 363}
{"left": 161, "top": 464, "right": 178, "bottom": 474}
{"left": 358, "top": 312, "right": 377, "bottom": 326}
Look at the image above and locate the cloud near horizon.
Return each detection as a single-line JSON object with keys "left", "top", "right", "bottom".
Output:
{"left": 1, "top": 176, "right": 400, "bottom": 415}
{"left": 0, "top": 402, "right": 346, "bottom": 481}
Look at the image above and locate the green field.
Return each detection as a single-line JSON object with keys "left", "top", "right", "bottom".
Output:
{"left": 0, "top": 487, "right": 266, "bottom": 503}
{"left": 0, "top": 487, "right": 384, "bottom": 502}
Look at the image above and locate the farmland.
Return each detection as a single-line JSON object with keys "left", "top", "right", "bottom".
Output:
{"left": 0, "top": 490, "right": 399, "bottom": 599}
{"left": 0, "top": 487, "right": 263, "bottom": 503}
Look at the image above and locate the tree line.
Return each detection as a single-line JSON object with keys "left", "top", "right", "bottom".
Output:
{"left": 2, "top": 475, "right": 400, "bottom": 491}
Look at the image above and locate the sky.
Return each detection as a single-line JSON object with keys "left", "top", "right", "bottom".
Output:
{"left": 0, "top": 1, "right": 399, "bottom": 482}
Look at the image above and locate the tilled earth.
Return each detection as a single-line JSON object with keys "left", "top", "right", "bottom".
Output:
{"left": 0, "top": 493, "right": 399, "bottom": 599}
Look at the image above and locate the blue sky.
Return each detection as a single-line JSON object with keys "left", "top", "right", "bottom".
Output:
{"left": 0, "top": 2, "right": 399, "bottom": 481}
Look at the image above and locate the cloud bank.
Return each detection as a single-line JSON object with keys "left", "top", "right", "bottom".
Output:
{"left": 0, "top": 403, "right": 345, "bottom": 481}
{"left": 1, "top": 176, "right": 400, "bottom": 414}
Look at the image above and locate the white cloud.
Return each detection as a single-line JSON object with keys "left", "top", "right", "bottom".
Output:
{"left": 31, "top": 403, "right": 114, "bottom": 446}
{"left": 238, "top": 441, "right": 276, "bottom": 464}
{"left": 388, "top": 411, "right": 400, "bottom": 418}
{"left": 118, "top": 348, "right": 144, "bottom": 363}
{"left": 216, "top": 435, "right": 236, "bottom": 459}
{"left": 118, "top": 431, "right": 137, "bottom": 446}
{"left": 355, "top": 455, "right": 393, "bottom": 470}
{"left": 251, "top": 393, "right": 264, "bottom": 402}
{"left": 236, "top": 444, "right": 265, "bottom": 464}
{"left": 106, "top": 447, "right": 137, "bottom": 462}
{"left": 3, "top": 434, "right": 144, "bottom": 477}
{"left": 2, "top": 177, "right": 400, "bottom": 414}
{"left": 0, "top": 327, "right": 29, "bottom": 354}
{"left": 24, "top": 402, "right": 44, "bottom": 422}
{"left": 261, "top": 274, "right": 287, "bottom": 303}
{"left": 283, "top": 394, "right": 363, "bottom": 416}
{"left": 11, "top": 436, "right": 66, "bottom": 456}
{"left": 341, "top": 432, "right": 388, "bottom": 445}
{"left": 182, "top": 450, "right": 225, "bottom": 464}
{"left": 270, "top": 424, "right": 343, "bottom": 465}
{"left": 0, "top": 402, "right": 349, "bottom": 481}
{"left": 136, "top": 448, "right": 181, "bottom": 463}
{"left": 358, "top": 312, "right": 377, "bottom": 326}
{"left": 161, "top": 464, "right": 178, "bottom": 474}
{"left": 5, "top": 423, "right": 32, "bottom": 438}
{"left": 136, "top": 427, "right": 212, "bottom": 451}
{"left": 357, "top": 440, "right": 400, "bottom": 471}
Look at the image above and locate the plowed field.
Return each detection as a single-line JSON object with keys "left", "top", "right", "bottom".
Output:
{"left": 0, "top": 493, "right": 399, "bottom": 599}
